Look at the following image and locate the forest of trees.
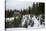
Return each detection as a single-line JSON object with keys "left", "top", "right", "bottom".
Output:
{"left": 5, "top": 3, "right": 45, "bottom": 28}
{"left": 5, "top": 3, "right": 44, "bottom": 18}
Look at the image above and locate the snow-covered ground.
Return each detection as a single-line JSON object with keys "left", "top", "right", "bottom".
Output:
{"left": 6, "top": 15, "right": 45, "bottom": 31}
{"left": 6, "top": 24, "right": 44, "bottom": 31}
{"left": 6, "top": 26, "right": 44, "bottom": 31}
{"left": 6, "top": 17, "right": 14, "bottom": 22}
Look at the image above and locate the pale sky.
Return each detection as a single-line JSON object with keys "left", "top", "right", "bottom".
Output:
{"left": 6, "top": 0, "right": 33, "bottom": 10}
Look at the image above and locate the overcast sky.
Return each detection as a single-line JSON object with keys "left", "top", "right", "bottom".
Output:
{"left": 6, "top": 0, "right": 33, "bottom": 10}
